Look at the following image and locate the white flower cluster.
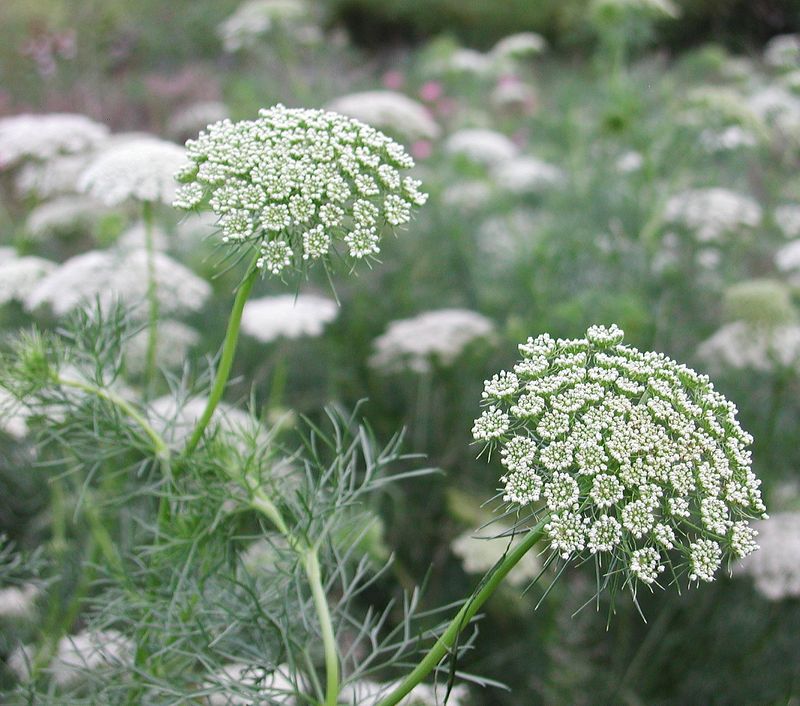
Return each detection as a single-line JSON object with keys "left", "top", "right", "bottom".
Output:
{"left": 369, "top": 308, "right": 494, "bottom": 373}
{"left": 15, "top": 152, "right": 91, "bottom": 198}
{"left": 218, "top": 0, "right": 311, "bottom": 52}
{"left": 326, "top": 91, "right": 441, "bottom": 141}
{"left": 241, "top": 293, "right": 338, "bottom": 343}
{"left": 0, "top": 113, "right": 108, "bottom": 168}
{"left": 444, "top": 128, "right": 518, "bottom": 166}
{"left": 25, "top": 249, "right": 211, "bottom": 319}
{"left": 451, "top": 523, "right": 541, "bottom": 587}
{"left": 173, "top": 104, "right": 427, "bottom": 275}
{"left": 205, "top": 662, "right": 297, "bottom": 705}
{"left": 738, "top": 513, "right": 800, "bottom": 601}
{"left": 25, "top": 196, "right": 107, "bottom": 239}
{"left": 472, "top": 324, "right": 766, "bottom": 588}
{"left": 763, "top": 34, "right": 800, "bottom": 71}
{"left": 338, "top": 679, "right": 469, "bottom": 706}
{"left": 697, "top": 321, "right": 800, "bottom": 373}
{"left": 123, "top": 320, "right": 199, "bottom": 375}
{"left": 663, "top": 187, "right": 762, "bottom": 243}
{"left": 491, "top": 155, "right": 565, "bottom": 195}
{"left": 78, "top": 136, "right": 187, "bottom": 205}
{"left": 0, "top": 254, "right": 56, "bottom": 306}
{"left": 0, "top": 583, "right": 38, "bottom": 619}
{"left": 774, "top": 204, "right": 800, "bottom": 239}
{"left": 10, "top": 629, "right": 133, "bottom": 686}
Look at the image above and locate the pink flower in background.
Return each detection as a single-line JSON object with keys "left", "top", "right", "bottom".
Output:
{"left": 434, "top": 97, "right": 458, "bottom": 119}
{"left": 419, "top": 81, "right": 443, "bottom": 102}
{"left": 497, "top": 74, "right": 521, "bottom": 88}
{"left": 382, "top": 70, "right": 405, "bottom": 90}
{"left": 411, "top": 140, "right": 433, "bottom": 160}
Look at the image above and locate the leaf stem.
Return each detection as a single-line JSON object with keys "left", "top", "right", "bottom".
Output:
{"left": 183, "top": 258, "right": 259, "bottom": 454}
{"left": 56, "top": 375, "right": 169, "bottom": 459}
{"left": 377, "top": 518, "right": 548, "bottom": 706}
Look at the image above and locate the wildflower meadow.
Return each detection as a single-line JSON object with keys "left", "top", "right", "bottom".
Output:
{"left": 1, "top": 1, "right": 799, "bottom": 704}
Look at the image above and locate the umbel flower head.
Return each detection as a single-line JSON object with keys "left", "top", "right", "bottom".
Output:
{"left": 173, "top": 104, "right": 428, "bottom": 276}
{"left": 472, "top": 324, "right": 766, "bottom": 592}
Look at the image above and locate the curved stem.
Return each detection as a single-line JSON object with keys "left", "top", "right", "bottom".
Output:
{"left": 183, "top": 261, "right": 259, "bottom": 455}
{"left": 56, "top": 375, "right": 169, "bottom": 459}
{"left": 304, "top": 548, "right": 340, "bottom": 706}
{"left": 377, "top": 519, "right": 548, "bottom": 706}
{"left": 249, "top": 488, "right": 339, "bottom": 704}
{"left": 143, "top": 200, "right": 159, "bottom": 397}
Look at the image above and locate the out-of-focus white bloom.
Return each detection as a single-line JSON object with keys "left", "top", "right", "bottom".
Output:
{"left": 338, "top": 679, "right": 469, "bottom": 706}
{"left": 241, "top": 294, "right": 338, "bottom": 343}
{"left": 14, "top": 152, "right": 91, "bottom": 198}
{"left": 475, "top": 325, "right": 765, "bottom": 587}
{"left": 175, "top": 105, "right": 426, "bottom": 274}
{"left": 441, "top": 180, "right": 493, "bottom": 213}
{"left": 25, "top": 195, "right": 108, "bottom": 239}
{"left": 0, "top": 246, "right": 15, "bottom": 260}
{"left": 116, "top": 221, "right": 169, "bottom": 252}
{"left": 763, "top": 34, "right": 800, "bottom": 70}
{"left": 748, "top": 86, "right": 800, "bottom": 138}
{"left": 739, "top": 513, "right": 800, "bottom": 600}
{"left": 0, "top": 113, "right": 108, "bottom": 168}
{"left": 616, "top": 151, "right": 644, "bottom": 173}
{"left": 699, "top": 125, "right": 758, "bottom": 152}
{"left": 25, "top": 249, "right": 211, "bottom": 318}
{"left": 370, "top": 309, "right": 494, "bottom": 373}
{"left": 0, "top": 388, "right": 31, "bottom": 439}
{"left": 0, "top": 255, "right": 56, "bottom": 305}
{"left": 205, "top": 662, "right": 297, "bottom": 705}
{"left": 444, "top": 128, "right": 518, "bottom": 166}
{"left": 218, "top": 0, "right": 311, "bottom": 52}
{"left": 477, "top": 208, "right": 546, "bottom": 269}
{"left": 9, "top": 630, "right": 133, "bottom": 685}
{"left": 490, "top": 80, "right": 537, "bottom": 114}
{"left": 491, "top": 155, "right": 565, "bottom": 195}
{"left": 78, "top": 137, "right": 186, "bottom": 205}
{"left": 774, "top": 204, "right": 800, "bottom": 239}
{"left": 452, "top": 523, "right": 541, "bottom": 587}
{"left": 776, "top": 239, "right": 800, "bottom": 277}
{"left": 167, "top": 101, "right": 230, "bottom": 140}
{"left": 149, "top": 395, "right": 254, "bottom": 445}
{"left": 490, "top": 32, "right": 547, "bottom": 61}
{"left": 0, "top": 584, "right": 38, "bottom": 619}
{"left": 663, "top": 187, "right": 762, "bottom": 242}
{"left": 697, "top": 321, "right": 800, "bottom": 373}
{"left": 438, "top": 48, "right": 496, "bottom": 76}
{"left": 326, "top": 91, "right": 440, "bottom": 141}
{"left": 124, "top": 320, "right": 199, "bottom": 374}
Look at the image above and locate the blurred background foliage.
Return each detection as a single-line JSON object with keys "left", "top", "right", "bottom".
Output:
{"left": 1, "top": 0, "right": 800, "bottom": 703}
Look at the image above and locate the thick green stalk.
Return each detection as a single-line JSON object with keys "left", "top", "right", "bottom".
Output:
{"left": 142, "top": 200, "right": 159, "bottom": 396}
{"left": 56, "top": 376, "right": 169, "bottom": 459}
{"left": 377, "top": 519, "right": 548, "bottom": 706}
{"left": 183, "top": 262, "right": 259, "bottom": 454}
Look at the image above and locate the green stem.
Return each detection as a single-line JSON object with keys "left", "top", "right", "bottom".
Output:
{"left": 377, "top": 518, "right": 548, "bottom": 706}
{"left": 304, "top": 548, "right": 340, "bottom": 706}
{"left": 249, "top": 489, "right": 339, "bottom": 704}
{"left": 183, "top": 261, "right": 259, "bottom": 455}
{"left": 56, "top": 375, "right": 169, "bottom": 459}
{"left": 143, "top": 200, "right": 159, "bottom": 397}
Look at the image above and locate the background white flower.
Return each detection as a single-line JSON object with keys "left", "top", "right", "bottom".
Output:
{"left": 370, "top": 309, "right": 494, "bottom": 373}
{"left": 241, "top": 294, "right": 338, "bottom": 343}
{"left": 444, "top": 128, "right": 518, "bottom": 166}
{"left": 326, "top": 91, "right": 441, "bottom": 141}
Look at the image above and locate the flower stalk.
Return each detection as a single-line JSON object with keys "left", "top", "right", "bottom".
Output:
{"left": 183, "top": 257, "right": 259, "bottom": 454}
{"left": 377, "top": 518, "right": 548, "bottom": 706}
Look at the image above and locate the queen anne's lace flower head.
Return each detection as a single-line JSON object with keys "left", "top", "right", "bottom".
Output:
{"left": 78, "top": 137, "right": 186, "bottom": 205}
{"left": 697, "top": 321, "right": 800, "bottom": 373}
{"left": 326, "top": 91, "right": 441, "bottom": 141}
{"left": 0, "top": 255, "right": 56, "bottom": 306}
{"left": 663, "top": 187, "right": 762, "bottom": 243}
{"left": 241, "top": 294, "right": 338, "bottom": 343}
{"left": 444, "top": 128, "right": 518, "bottom": 166}
{"left": 472, "top": 324, "right": 766, "bottom": 592}
{"left": 370, "top": 309, "right": 494, "bottom": 373}
{"left": 0, "top": 113, "right": 108, "bottom": 168}
{"left": 174, "top": 104, "right": 427, "bottom": 277}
